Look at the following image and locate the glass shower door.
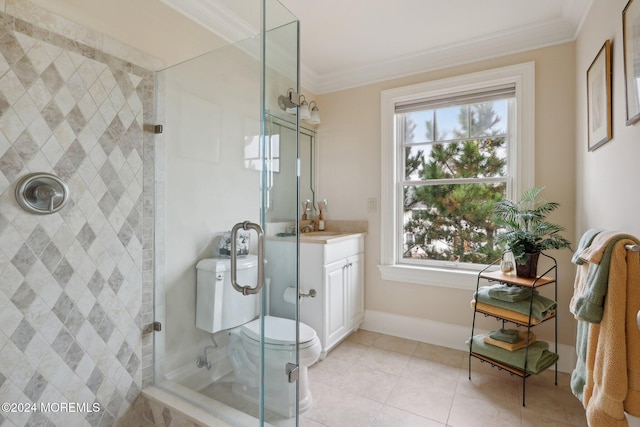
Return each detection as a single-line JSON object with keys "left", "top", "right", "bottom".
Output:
{"left": 154, "top": 0, "right": 301, "bottom": 425}
{"left": 261, "top": 1, "right": 302, "bottom": 425}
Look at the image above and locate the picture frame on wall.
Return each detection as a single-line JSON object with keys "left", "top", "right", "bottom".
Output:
{"left": 624, "top": 0, "right": 640, "bottom": 125}
{"left": 587, "top": 40, "right": 612, "bottom": 151}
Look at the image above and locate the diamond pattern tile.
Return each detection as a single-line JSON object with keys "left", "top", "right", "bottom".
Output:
{"left": 10, "top": 282, "right": 36, "bottom": 313}
{"left": 11, "top": 243, "right": 37, "bottom": 276}
{"left": 41, "top": 98, "right": 65, "bottom": 130}
{"left": 0, "top": 9, "right": 154, "bottom": 427}
{"left": 26, "top": 224, "right": 50, "bottom": 256}
{"left": 10, "top": 318, "right": 35, "bottom": 352}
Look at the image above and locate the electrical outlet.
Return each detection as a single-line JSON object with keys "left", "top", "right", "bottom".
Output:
{"left": 367, "top": 197, "right": 377, "bottom": 212}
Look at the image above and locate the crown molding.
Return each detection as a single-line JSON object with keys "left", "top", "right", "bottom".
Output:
{"left": 308, "top": 17, "right": 579, "bottom": 94}
{"left": 159, "top": 0, "right": 257, "bottom": 44}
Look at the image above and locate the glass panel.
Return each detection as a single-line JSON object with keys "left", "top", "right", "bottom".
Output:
{"left": 435, "top": 106, "right": 468, "bottom": 140}
{"left": 156, "top": 33, "right": 264, "bottom": 425}
{"left": 154, "top": 0, "right": 302, "bottom": 425}
{"left": 404, "top": 138, "right": 508, "bottom": 180}
{"left": 263, "top": 1, "right": 302, "bottom": 425}
{"left": 404, "top": 110, "right": 434, "bottom": 143}
{"left": 470, "top": 100, "right": 508, "bottom": 137}
{"left": 403, "top": 182, "right": 507, "bottom": 264}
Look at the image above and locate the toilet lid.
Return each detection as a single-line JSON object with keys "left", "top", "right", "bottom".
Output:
{"left": 241, "top": 316, "right": 316, "bottom": 345}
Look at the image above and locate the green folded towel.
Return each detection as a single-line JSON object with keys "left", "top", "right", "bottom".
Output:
{"left": 489, "top": 328, "right": 520, "bottom": 343}
{"left": 467, "top": 334, "right": 558, "bottom": 375}
{"left": 474, "top": 287, "right": 556, "bottom": 323}
{"left": 570, "top": 321, "right": 589, "bottom": 403}
{"left": 486, "top": 283, "right": 538, "bottom": 302}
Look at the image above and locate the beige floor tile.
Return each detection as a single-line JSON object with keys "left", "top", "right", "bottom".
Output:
{"left": 308, "top": 356, "right": 352, "bottom": 387}
{"left": 334, "top": 362, "right": 399, "bottom": 402}
{"left": 403, "top": 356, "right": 462, "bottom": 385}
{"left": 346, "top": 329, "right": 380, "bottom": 346}
{"left": 448, "top": 392, "right": 521, "bottom": 427}
{"left": 304, "top": 384, "right": 383, "bottom": 427}
{"left": 305, "top": 382, "right": 335, "bottom": 404}
{"left": 358, "top": 346, "right": 411, "bottom": 376}
{"left": 327, "top": 339, "right": 368, "bottom": 363}
{"left": 371, "top": 405, "right": 446, "bottom": 427}
{"left": 372, "top": 333, "right": 420, "bottom": 356}
{"left": 413, "top": 342, "right": 466, "bottom": 368}
{"left": 521, "top": 411, "right": 586, "bottom": 427}
{"left": 299, "top": 416, "right": 328, "bottom": 427}
{"left": 455, "top": 369, "right": 520, "bottom": 405}
{"left": 191, "top": 331, "right": 589, "bottom": 427}
{"left": 386, "top": 376, "right": 456, "bottom": 424}
{"left": 519, "top": 378, "right": 587, "bottom": 426}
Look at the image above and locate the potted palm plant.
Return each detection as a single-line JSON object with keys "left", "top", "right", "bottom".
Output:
{"left": 494, "top": 187, "right": 571, "bottom": 278}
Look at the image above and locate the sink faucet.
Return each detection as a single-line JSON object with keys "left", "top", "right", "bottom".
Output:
{"left": 300, "top": 224, "right": 314, "bottom": 233}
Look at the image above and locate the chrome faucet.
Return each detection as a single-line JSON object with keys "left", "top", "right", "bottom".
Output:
{"left": 300, "top": 224, "right": 314, "bottom": 233}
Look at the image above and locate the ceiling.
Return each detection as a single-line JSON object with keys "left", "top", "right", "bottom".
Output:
{"left": 280, "top": 0, "right": 593, "bottom": 93}
{"left": 28, "top": 0, "right": 593, "bottom": 94}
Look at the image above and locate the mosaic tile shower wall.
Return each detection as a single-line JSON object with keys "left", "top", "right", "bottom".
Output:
{"left": 0, "top": 8, "right": 155, "bottom": 427}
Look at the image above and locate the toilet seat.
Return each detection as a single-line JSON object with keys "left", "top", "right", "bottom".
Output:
{"left": 241, "top": 316, "right": 317, "bottom": 349}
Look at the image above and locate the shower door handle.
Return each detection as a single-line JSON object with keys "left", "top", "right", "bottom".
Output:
{"left": 230, "top": 221, "right": 264, "bottom": 295}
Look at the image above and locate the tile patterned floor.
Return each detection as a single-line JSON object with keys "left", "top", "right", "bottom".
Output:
{"left": 303, "top": 330, "right": 588, "bottom": 427}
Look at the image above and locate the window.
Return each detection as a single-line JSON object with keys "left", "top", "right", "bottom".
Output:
{"left": 379, "top": 63, "right": 535, "bottom": 289}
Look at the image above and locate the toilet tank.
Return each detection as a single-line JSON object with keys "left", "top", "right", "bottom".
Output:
{"left": 196, "top": 255, "right": 260, "bottom": 333}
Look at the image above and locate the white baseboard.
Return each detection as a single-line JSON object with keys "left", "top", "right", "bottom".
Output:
{"left": 361, "top": 309, "right": 576, "bottom": 374}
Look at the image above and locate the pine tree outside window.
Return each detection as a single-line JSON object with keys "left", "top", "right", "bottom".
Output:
{"left": 380, "top": 63, "right": 535, "bottom": 289}
{"left": 400, "top": 91, "right": 511, "bottom": 266}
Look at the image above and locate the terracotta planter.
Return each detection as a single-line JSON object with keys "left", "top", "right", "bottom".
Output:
{"left": 516, "top": 252, "right": 540, "bottom": 278}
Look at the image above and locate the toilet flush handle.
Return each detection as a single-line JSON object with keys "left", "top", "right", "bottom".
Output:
{"left": 299, "top": 289, "right": 317, "bottom": 298}
{"left": 230, "top": 220, "right": 264, "bottom": 295}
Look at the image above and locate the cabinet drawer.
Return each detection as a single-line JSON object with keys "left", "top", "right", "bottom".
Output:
{"left": 324, "top": 236, "right": 364, "bottom": 264}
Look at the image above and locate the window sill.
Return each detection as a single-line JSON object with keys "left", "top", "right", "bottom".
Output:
{"left": 378, "top": 263, "right": 481, "bottom": 290}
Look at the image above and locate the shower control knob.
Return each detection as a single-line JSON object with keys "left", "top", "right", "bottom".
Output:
{"left": 33, "top": 185, "right": 60, "bottom": 211}
{"left": 15, "top": 172, "right": 69, "bottom": 215}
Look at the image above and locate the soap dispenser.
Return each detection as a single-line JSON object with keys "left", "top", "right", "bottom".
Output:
{"left": 317, "top": 199, "right": 327, "bottom": 231}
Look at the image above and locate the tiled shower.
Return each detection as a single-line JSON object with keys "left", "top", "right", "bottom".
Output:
{"left": 0, "top": 2, "right": 155, "bottom": 426}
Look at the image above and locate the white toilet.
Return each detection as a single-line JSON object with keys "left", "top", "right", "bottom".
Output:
{"left": 196, "top": 255, "right": 321, "bottom": 417}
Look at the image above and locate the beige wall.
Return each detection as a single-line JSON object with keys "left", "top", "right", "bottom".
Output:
{"left": 316, "top": 42, "right": 577, "bottom": 346}
{"left": 575, "top": 0, "right": 640, "bottom": 238}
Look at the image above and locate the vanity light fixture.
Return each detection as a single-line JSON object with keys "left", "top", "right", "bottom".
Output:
{"left": 277, "top": 89, "right": 320, "bottom": 125}
{"left": 299, "top": 96, "right": 311, "bottom": 120}
{"left": 278, "top": 88, "right": 298, "bottom": 114}
{"left": 306, "top": 101, "right": 321, "bottom": 125}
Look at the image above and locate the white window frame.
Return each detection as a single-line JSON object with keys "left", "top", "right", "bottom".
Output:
{"left": 379, "top": 62, "right": 535, "bottom": 290}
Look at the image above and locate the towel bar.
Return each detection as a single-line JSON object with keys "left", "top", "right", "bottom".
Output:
{"left": 626, "top": 244, "right": 640, "bottom": 252}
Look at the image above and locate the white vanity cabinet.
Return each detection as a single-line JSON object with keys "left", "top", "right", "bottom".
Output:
{"left": 300, "top": 233, "right": 365, "bottom": 358}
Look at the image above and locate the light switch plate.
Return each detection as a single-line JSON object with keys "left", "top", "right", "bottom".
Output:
{"left": 367, "top": 197, "right": 377, "bottom": 212}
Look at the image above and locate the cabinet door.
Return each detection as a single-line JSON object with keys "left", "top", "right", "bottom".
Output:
{"left": 324, "top": 259, "right": 348, "bottom": 347}
{"left": 347, "top": 253, "right": 364, "bottom": 327}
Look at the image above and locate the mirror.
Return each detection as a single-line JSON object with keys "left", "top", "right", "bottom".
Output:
{"left": 264, "top": 114, "right": 316, "bottom": 222}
